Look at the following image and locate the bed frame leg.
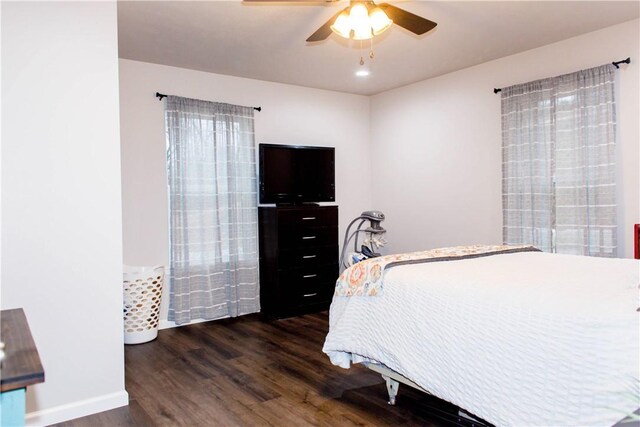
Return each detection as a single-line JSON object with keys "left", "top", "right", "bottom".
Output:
{"left": 381, "top": 375, "right": 399, "bottom": 405}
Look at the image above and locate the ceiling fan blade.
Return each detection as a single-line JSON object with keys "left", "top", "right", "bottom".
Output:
{"left": 379, "top": 3, "right": 437, "bottom": 35}
{"left": 306, "top": 8, "right": 345, "bottom": 42}
{"left": 243, "top": 0, "right": 339, "bottom": 3}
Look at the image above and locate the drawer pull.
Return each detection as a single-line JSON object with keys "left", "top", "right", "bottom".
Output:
{"left": 302, "top": 236, "right": 316, "bottom": 240}
{"left": 302, "top": 217, "right": 316, "bottom": 220}
{"left": 303, "top": 274, "right": 317, "bottom": 279}
{"left": 302, "top": 255, "right": 317, "bottom": 259}
{"left": 303, "top": 293, "right": 318, "bottom": 298}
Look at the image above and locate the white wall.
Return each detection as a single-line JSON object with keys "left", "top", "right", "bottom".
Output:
{"left": 371, "top": 19, "right": 639, "bottom": 258}
{"left": 1, "top": 2, "right": 127, "bottom": 425}
{"left": 119, "top": 59, "right": 372, "bottom": 326}
{"left": 120, "top": 19, "right": 639, "bottom": 332}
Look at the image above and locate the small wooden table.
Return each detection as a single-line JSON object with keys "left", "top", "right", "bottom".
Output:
{"left": 0, "top": 309, "right": 45, "bottom": 426}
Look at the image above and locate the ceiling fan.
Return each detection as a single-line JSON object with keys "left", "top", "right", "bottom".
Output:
{"left": 243, "top": 0, "right": 438, "bottom": 43}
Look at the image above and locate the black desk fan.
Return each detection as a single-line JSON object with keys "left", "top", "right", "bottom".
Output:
{"left": 339, "top": 211, "right": 386, "bottom": 271}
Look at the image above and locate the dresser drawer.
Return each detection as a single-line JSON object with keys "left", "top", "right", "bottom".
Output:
{"left": 278, "top": 246, "right": 337, "bottom": 269}
{"left": 277, "top": 207, "right": 338, "bottom": 229}
{"left": 279, "top": 266, "right": 337, "bottom": 305}
{"left": 291, "top": 282, "right": 335, "bottom": 306}
{"left": 279, "top": 265, "right": 338, "bottom": 291}
{"left": 278, "top": 226, "right": 338, "bottom": 250}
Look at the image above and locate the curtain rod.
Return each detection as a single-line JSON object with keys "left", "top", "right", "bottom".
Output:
{"left": 493, "top": 57, "right": 631, "bottom": 94}
{"left": 155, "top": 92, "right": 262, "bottom": 112}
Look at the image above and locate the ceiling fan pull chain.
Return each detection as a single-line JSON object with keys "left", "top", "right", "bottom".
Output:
{"left": 369, "top": 37, "right": 374, "bottom": 60}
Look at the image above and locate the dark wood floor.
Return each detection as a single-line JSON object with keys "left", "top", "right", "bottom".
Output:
{"left": 55, "top": 311, "right": 480, "bottom": 427}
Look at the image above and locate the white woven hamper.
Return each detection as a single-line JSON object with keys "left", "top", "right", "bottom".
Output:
{"left": 123, "top": 265, "right": 165, "bottom": 345}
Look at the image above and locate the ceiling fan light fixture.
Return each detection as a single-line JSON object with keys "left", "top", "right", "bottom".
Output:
{"left": 330, "top": 10, "right": 352, "bottom": 39}
{"left": 349, "top": 3, "right": 372, "bottom": 40}
{"left": 369, "top": 7, "right": 392, "bottom": 35}
{"left": 352, "top": 26, "right": 373, "bottom": 40}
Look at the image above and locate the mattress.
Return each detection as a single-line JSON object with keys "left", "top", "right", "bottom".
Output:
{"left": 323, "top": 250, "right": 639, "bottom": 426}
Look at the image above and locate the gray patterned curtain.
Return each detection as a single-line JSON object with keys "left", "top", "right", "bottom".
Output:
{"left": 165, "top": 96, "right": 260, "bottom": 325}
{"left": 502, "top": 64, "right": 617, "bottom": 257}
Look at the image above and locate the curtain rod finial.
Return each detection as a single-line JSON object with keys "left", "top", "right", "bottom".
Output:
{"left": 612, "top": 57, "right": 631, "bottom": 69}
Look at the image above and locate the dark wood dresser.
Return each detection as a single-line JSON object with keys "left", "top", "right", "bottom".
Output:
{"left": 258, "top": 205, "right": 339, "bottom": 319}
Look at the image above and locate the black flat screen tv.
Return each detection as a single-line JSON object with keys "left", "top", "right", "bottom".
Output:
{"left": 259, "top": 144, "right": 335, "bottom": 204}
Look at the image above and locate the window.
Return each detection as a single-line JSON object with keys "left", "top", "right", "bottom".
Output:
{"left": 165, "top": 96, "right": 260, "bottom": 325}
{"left": 502, "top": 64, "right": 617, "bottom": 257}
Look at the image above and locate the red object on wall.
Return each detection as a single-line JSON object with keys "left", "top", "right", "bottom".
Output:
{"left": 635, "top": 224, "right": 640, "bottom": 260}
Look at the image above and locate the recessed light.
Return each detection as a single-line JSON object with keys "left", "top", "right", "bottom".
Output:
{"left": 355, "top": 69, "right": 370, "bottom": 77}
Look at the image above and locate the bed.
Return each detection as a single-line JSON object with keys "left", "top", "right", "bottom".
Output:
{"left": 323, "top": 245, "right": 639, "bottom": 426}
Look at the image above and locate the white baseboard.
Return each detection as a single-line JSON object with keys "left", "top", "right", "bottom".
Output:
{"left": 25, "top": 390, "right": 129, "bottom": 427}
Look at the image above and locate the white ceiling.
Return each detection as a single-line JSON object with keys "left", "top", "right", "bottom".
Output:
{"left": 117, "top": 1, "right": 639, "bottom": 95}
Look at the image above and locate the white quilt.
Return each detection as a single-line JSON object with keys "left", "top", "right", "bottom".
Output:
{"left": 323, "top": 251, "right": 639, "bottom": 426}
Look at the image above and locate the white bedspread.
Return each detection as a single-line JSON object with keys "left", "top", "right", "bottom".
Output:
{"left": 323, "top": 251, "right": 639, "bottom": 426}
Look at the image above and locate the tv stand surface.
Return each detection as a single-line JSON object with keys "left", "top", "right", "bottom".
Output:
{"left": 275, "top": 202, "right": 320, "bottom": 207}
{"left": 258, "top": 205, "right": 338, "bottom": 319}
